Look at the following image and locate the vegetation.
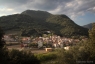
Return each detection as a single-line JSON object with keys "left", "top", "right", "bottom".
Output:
{"left": 0, "top": 27, "right": 5, "bottom": 48}
{"left": 56, "top": 23, "right": 95, "bottom": 64}
{"left": 0, "top": 27, "right": 7, "bottom": 64}
{"left": 0, "top": 10, "right": 88, "bottom": 37}
{"left": 8, "top": 49, "right": 40, "bottom": 64}
{"left": 46, "top": 15, "right": 88, "bottom": 37}
{"left": 0, "top": 27, "right": 40, "bottom": 64}
{"left": 28, "top": 43, "right": 38, "bottom": 48}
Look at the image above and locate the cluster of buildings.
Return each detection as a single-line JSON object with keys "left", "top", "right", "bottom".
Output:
{"left": 4, "top": 34, "right": 88, "bottom": 50}
{"left": 31, "top": 35, "right": 80, "bottom": 48}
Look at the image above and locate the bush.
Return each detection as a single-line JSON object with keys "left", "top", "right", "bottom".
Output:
{"left": 0, "top": 48, "right": 9, "bottom": 64}
{"left": 0, "top": 49, "right": 40, "bottom": 64}
{"left": 57, "top": 41, "right": 95, "bottom": 64}
{"left": 8, "top": 49, "right": 40, "bottom": 64}
{"left": 28, "top": 43, "right": 38, "bottom": 48}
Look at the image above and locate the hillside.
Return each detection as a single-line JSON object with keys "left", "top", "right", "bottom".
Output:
{"left": 46, "top": 15, "right": 88, "bottom": 36}
{"left": 0, "top": 10, "right": 88, "bottom": 37}
{"left": 0, "top": 14, "right": 48, "bottom": 36}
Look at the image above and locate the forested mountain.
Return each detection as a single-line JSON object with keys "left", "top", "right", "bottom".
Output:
{"left": 83, "top": 23, "right": 93, "bottom": 29}
{"left": 0, "top": 10, "right": 88, "bottom": 37}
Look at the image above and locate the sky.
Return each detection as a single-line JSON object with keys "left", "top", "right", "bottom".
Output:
{"left": 0, "top": 0, "right": 95, "bottom": 26}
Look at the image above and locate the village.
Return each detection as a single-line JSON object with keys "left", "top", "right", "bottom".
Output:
{"left": 4, "top": 34, "right": 88, "bottom": 52}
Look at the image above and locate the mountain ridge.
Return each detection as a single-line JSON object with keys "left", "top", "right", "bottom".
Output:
{"left": 83, "top": 23, "right": 94, "bottom": 29}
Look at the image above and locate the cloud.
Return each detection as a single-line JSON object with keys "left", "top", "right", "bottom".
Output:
{"left": 48, "top": 0, "right": 95, "bottom": 20}
{"left": 0, "top": 0, "right": 95, "bottom": 20}
{"left": 0, "top": 8, "right": 13, "bottom": 11}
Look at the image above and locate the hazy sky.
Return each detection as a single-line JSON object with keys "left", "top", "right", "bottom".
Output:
{"left": 0, "top": 0, "right": 95, "bottom": 26}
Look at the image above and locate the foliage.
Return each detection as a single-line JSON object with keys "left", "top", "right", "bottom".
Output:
{"left": 0, "top": 47, "right": 9, "bottom": 64}
{"left": 0, "top": 27, "right": 7, "bottom": 64}
{"left": 0, "top": 27, "right": 40, "bottom": 64}
{"left": 28, "top": 43, "right": 38, "bottom": 48}
{"left": 0, "top": 27, "right": 5, "bottom": 48}
{"left": 1, "top": 49, "right": 41, "bottom": 64}
{"left": 7, "top": 49, "right": 40, "bottom": 64}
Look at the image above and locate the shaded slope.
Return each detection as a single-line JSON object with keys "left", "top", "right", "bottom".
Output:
{"left": 46, "top": 15, "right": 88, "bottom": 36}
{"left": 0, "top": 14, "right": 48, "bottom": 35}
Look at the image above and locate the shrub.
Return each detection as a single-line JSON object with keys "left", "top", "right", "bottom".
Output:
{"left": 8, "top": 49, "right": 40, "bottom": 64}
{"left": 0, "top": 48, "right": 9, "bottom": 64}
{"left": 28, "top": 43, "right": 38, "bottom": 48}
{"left": 0, "top": 49, "right": 41, "bottom": 64}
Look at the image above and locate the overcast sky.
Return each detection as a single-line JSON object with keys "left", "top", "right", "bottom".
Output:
{"left": 0, "top": 0, "right": 95, "bottom": 26}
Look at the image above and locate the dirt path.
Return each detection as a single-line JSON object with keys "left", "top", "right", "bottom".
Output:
{"left": 7, "top": 45, "right": 47, "bottom": 54}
